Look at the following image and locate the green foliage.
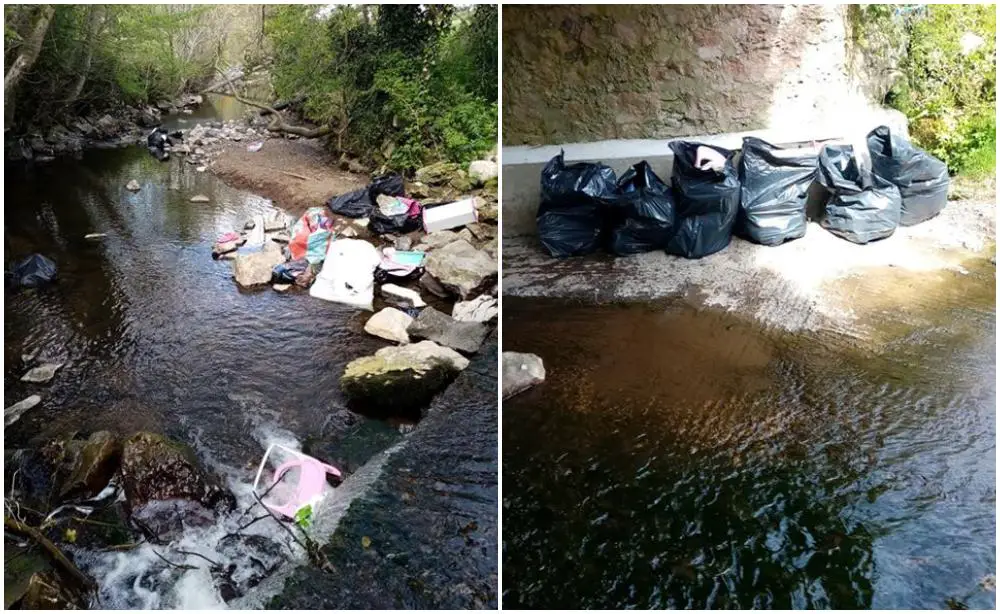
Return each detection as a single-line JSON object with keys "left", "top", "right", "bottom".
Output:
{"left": 267, "top": 4, "right": 497, "bottom": 172}
{"left": 294, "top": 504, "right": 313, "bottom": 530}
{"left": 6, "top": 5, "right": 223, "bottom": 132}
{"left": 880, "top": 4, "right": 996, "bottom": 175}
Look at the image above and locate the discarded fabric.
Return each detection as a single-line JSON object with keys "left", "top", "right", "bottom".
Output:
{"left": 289, "top": 207, "right": 335, "bottom": 263}
{"left": 370, "top": 195, "right": 422, "bottom": 235}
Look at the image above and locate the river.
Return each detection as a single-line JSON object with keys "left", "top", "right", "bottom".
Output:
{"left": 3, "top": 97, "right": 427, "bottom": 608}
{"left": 502, "top": 262, "right": 995, "bottom": 609}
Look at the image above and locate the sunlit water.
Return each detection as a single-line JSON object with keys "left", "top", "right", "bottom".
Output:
{"left": 4, "top": 118, "right": 401, "bottom": 608}
{"left": 502, "top": 284, "right": 995, "bottom": 609}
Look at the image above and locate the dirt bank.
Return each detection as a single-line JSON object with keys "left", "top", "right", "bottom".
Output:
{"left": 504, "top": 193, "right": 996, "bottom": 341}
{"left": 210, "top": 138, "right": 368, "bottom": 216}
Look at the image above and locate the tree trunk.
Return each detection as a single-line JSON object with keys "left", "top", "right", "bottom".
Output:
{"left": 63, "top": 6, "right": 105, "bottom": 108}
{"left": 4, "top": 5, "right": 55, "bottom": 124}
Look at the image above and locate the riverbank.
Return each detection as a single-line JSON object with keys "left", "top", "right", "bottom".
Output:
{"left": 503, "top": 187, "right": 995, "bottom": 344}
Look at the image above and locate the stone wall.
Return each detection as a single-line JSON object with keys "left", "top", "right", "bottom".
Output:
{"left": 502, "top": 4, "right": 888, "bottom": 145}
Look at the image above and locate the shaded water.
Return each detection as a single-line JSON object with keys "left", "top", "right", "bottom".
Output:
{"left": 502, "top": 274, "right": 995, "bottom": 609}
{"left": 4, "top": 134, "right": 401, "bottom": 606}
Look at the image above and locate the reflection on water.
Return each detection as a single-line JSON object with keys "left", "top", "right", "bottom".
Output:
{"left": 502, "top": 291, "right": 995, "bottom": 609}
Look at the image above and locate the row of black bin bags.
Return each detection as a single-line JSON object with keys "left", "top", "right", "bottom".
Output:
{"left": 537, "top": 126, "right": 950, "bottom": 258}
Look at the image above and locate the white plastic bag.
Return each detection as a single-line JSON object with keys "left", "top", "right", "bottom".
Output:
{"left": 309, "top": 238, "right": 381, "bottom": 310}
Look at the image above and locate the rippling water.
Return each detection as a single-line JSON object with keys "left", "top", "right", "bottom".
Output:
{"left": 502, "top": 282, "right": 995, "bottom": 609}
{"left": 4, "top": 137, "right": 401, "bottom": 607}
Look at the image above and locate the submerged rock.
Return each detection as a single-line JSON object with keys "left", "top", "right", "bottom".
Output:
{"left": 21, "top": 363, "right": 63, "bottom": 384}
{"left": 407, "top": 306, "right": 489, "bottom": 354}
{"left": 452, "top": 295, "right": 498, "bottom": 323}
{"left": 341, "top": 341, "right": 469, "bottom": 415}
{"left": 364, "top": 307, "right": 413, "bottom": 344}
{"left": 233, "top": 243, "right": 285, "bottom": 288}
{"left": 190, "top": 194, "right": 211, "bottom": 203}
{"left": 214, "top": 534, "right": 285, "bottom": 601}
{"left": 424, "top": 240, "right": 498, "bottom": 299}
{"left": 5, "top": 395, "right": 41, "bottom": 426}
{"left": 126, "top": 179, "right": 141, "bottom": 192}
{"left": 502, "top": 352, "right": 546, "bottom": 399}
{"left": 119, "top": 432, "right": 234, "bottom": 539}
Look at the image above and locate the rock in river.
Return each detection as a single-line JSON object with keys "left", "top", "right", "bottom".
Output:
{"left": 58, "top": 430, "right": 122, "bottom": 500}
{"left": 341, "top": 341, "right": 469, "bottom": 415}
{"left": 4, "top": 395, "right": 41, "bottom": 426}
{"left": 502, "top": 352, "right": 545, "bottom": 399}
{"left": 452, "top": 295, "right": 498, "bottom": 322}
{"left": 407, "top": 306, "right": 489, "bottom": 354}
{"left": 424, "top": 239, "right": 498, "bottom": 299}
{"left": 233, "top": 243, "right": 285, "bottom": 288}
{"left": 380, "top": 283, "right": 426, "bottom": 309}
{"left": 21, "top": 363, "right": 63, "bottom": 384}
{"left": 126, "top": 179, "right": 141, "bottom": 192}
{"left": 364, "top": 307, "right": 413, "bottom": 344}
{"left": 190, "top": 194, "right": 211, "bottom": 203}
{"left": 120, "top": 432, "right": 234, "bottom": 538}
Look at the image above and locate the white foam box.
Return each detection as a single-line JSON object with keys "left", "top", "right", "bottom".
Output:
{"left": 422, "top": 198, "right": 479, "bottom": 233}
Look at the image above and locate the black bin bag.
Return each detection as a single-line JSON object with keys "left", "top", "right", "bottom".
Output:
{"left": 327, "top": 174, "right": 406, "bottom": 218}
{"left": 536, "top": 150, "right": 617, "bottom": 257}
{"left": 666, "top": 141, "right": 740, "bottom": 259}
{"left": 7, "top": 254, "right": 57, "bottom": 290}
{"left": 737, "top": 137, "right": 817, "bottom": 246}
{"left": 866, "top": 126, "right": 949, "bottom": 226}
{"left": 817, "top": 144, "right": 902, "bottom": 244}
{"left": 605, "top": 161, "right": 677, "bottom": 255}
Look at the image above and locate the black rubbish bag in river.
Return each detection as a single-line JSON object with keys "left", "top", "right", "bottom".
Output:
{"left": 866, "top": 126, "right": 949, "bottom": 226}
{"left": 605, "top": 161, "right": 677, "bottom": 255}
{"left": 817, "top": 144, "right": 902, "bottom": 244}
{"left": 736, "top": 137, "right": 817, "bottom": 246}
{"left": 665, "top": 141, "right": 741, "bottom": 259}
{"left": 536, "top": 150, "right": 617, "bottom": 257}
{"left": 327, "top": 174, "right": 406, "bottom": 218}
{"left": 7, "top": 254, "right": 57, "bottom": 289}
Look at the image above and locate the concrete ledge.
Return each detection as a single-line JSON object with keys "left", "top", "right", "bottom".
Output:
{"left": 500, "top": 108, "right": 908, "bottom": 237}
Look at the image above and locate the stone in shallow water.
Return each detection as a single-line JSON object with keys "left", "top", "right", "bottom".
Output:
{"left": 452, "top": 295, "right": 498, "bottom": 322}
{"left": 232, "top": 243, "right": 285, "bottom": 288}
{"left": 21, "top": 363, "right": 63, "bottom": 384}
{"left": 380, "top": 283, "right": 426, "bottom": 309}
{"left": 190, "top": 194, "right": 211, "bottom": 203}
{"left": 407, "top": 306, "right": 489, "bottom": 354}
{"left": 126, "top": 179, "right": 141, "bottom": 191}
{"left": 5, "top": 395, "right": 41, "bottom": 426}
{"left": 502, "top": 352, "right": 545, "bottom": 399}
{"left": 341, "top": 341, "right": 468, "bottom": 415}
{"left": 364, "top": 307, "right": 413, "bottom": 344}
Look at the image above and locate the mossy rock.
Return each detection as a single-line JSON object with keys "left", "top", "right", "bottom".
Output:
{"left": 415, "top": 162, "right": 462, "bottom": 187}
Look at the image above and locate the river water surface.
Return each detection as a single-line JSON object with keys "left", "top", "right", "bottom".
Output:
{"left": 4, "top": 101, "right": 409, "bottom": 608}
{"left": 502, "top": 267, "right": 995, "bottom": 609}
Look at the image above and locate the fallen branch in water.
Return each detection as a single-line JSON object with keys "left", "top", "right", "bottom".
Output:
{"left": 150, "top": 548, "right": 198, "bottom": 572}
{"left": 177, "top": 549, "right": 221, "bottom": 569}
{"left": 4, "top": 516, "right": 96, "bottom": 590}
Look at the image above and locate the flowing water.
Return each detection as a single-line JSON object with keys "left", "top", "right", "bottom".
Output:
{"left": 4, "top": 98, "right": 408, "bottom": 608}
{"left": 502, "top": 268, "right": 995, "bottom": 609}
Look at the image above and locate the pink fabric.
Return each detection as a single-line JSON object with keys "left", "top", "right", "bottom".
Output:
{"left": 217, "top": 231, "right": 241, "bottom": 243}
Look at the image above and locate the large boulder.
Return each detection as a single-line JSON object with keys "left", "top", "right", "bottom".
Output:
{"left": 415, "top": 161, "right": 462, "bottom": 186}
{"left": 364, "top": 307, "right": 413, "bottom": 344}
{"left": 424, "top": 240, "right": 497, "bottom": 299}
{"left": 119, "top": 432, "right": 234, "bottom": 538}
{"left": 502, "top": 352, "right": 546, "bottom": 399}
{"left": 341, "top": 341, "right": 469, "bottom": 415}
{"left": 468, "top": 160, "right": 498, "bottom": 186}
{"left": 407, "top": 306, "right": 489, "bottom": 354}
{"left": 233, "top": 243, "right": 286, "bottom": 288}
